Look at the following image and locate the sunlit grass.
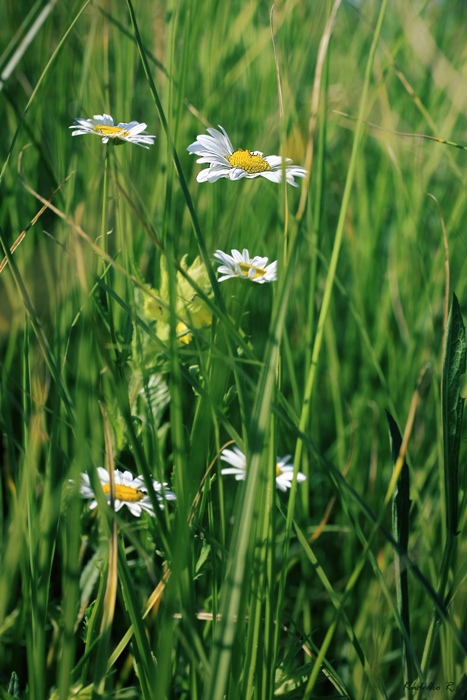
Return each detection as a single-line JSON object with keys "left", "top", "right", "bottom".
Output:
{"left": 1, "top": 1, "right": 467, "bottom": 698}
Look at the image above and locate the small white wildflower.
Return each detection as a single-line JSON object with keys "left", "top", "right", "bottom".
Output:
{"left": 274, "top": 455, "right": 307, "bottom": 493}
{"left": 220, "top": 447, "right": 306, "bottom": 492}
{"left": 77, "top": 467, "right": 175, "bottom": 517}
{"left": 187, "top": 125, "right": 306, "bottom": 186}
{"left": 70, "top": 113, "right": 155, "bottom": 149}
{"left": 213, "top": 248, "right": 277, "bottom": 284}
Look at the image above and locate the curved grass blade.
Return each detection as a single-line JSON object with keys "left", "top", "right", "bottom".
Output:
{"left": 386, "top": 410, "right": 412, "bottom": 692}
{"left": 442, "top": 293, "right": 466, "bottom": 538}
{"left": 419, "top": 294, "right": 467, "bottom": 688}
{"left": 0, "top": 0, "right": 57, "bottom": 94}
{"left": 334, "top": 110, "right": 467, "bottom": 154}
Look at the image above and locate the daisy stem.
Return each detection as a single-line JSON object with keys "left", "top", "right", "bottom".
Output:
{"left": 100, "top": 148, "right": 109, "bottom": 257}
{"left": 100, "top": 147, "right": 119, "bottom": 364}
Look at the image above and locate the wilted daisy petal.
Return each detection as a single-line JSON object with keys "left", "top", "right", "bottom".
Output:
{"left": 70, "top": 113, "right": 155, "bottom": 149}
{"left": 220, "top": 447, "right": 306, "bottom": 492}
{"left": 213, "top": 248, "right": 277, "bottom": 284}
{"left": 187, "top": 125, "right": 307, "bottom": 187}
{"left": 76, "top": 467, "right": 175, "bottom": 517}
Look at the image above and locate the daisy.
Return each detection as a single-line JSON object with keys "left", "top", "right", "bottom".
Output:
{"left": 187, "top": 125, "right": 307, "bottom": 187}
{"left": 220, "top": 447, "right": 306, "bottom": 492}
{"left": 219, "top": 446, "right": 248, "bottom": 480}
{"left": 213, "top": 248, "right": 277, "bottom": 284}
{"left": 274, "top": 455, "right": 307, "bottom": 493}
{"left": 70, "top": 113, "right": 155, "bottom": 149}
{"left": 77, "top": 467, "right": 176, "bottom": 517}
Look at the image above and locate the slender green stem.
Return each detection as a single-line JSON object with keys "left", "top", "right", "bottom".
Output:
{"left": 99, "top": 147, "right": 119, "bottom": 359}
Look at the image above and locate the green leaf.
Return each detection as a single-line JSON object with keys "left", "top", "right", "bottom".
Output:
{"left": 194, "top": 539, "right": 211, "bottom": 579}
{"left": 442, "top": 294, "right": 466, "bottom": 536}
{"left": 274, "top": 664, "right": 309, "bottom": 696}
{"left": 386, "top": 410, "right": 412, "bottom": 687}
{"left": 7, "top": 672, "right": 19, "bottom": 699}
{"left": 385, "top": 410, "right": 411, "bottom": 554}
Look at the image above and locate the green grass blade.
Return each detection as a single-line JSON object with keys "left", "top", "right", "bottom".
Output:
{"left": 419, "top": 294, "right": 467, "bottom": 689}
{"left": 442, "top": 293, "right": 466, "bottom": 538}
{"left": 117, "top": 540, "right": 157, "bottom": 699}
{"left": 0, "top": 0, "right": 92, "bottom": 185}
{"left": 386, "top": 409, "right": 413, "bottom": 692}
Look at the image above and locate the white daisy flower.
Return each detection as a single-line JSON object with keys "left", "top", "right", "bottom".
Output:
{"left": 77, "top": 467, "right": 176, "bottom": 517}
{"left": 213, "top": 248, "right": 277, "bottom": 284}
{"left": 187, "top": 125, "right": 307, "bottom": 187}
{"left": 220, "top": 447, "right": 306, "bottom": 492}
{"left": 274, "top": 455, "right": 307, "bottom": 493}
{"left": 220, "top": 446, "right": 247, "bottom": 480}
{"left": 70, "top": 113, "right": 155, "bottom": 149}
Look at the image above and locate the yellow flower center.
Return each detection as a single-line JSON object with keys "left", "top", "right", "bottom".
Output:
{"left": 102, "top": 483, "right": 144, "bottom": 502}
{"left": 227, "top": 149, "right": 271, "bottom": 174}
{"left": 238, "top": 262, "right": 267, "bottom": 280}
{"left": 93, "top": 125, "right": 130, "bottom": 138}
{"left": 276, "top": 464, "right": 283, "bottom": 477}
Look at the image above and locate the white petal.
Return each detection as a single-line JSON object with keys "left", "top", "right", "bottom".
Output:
{"left": 213, "top": 250, "right": 235, "bottom": 265}
{"left": 264, "top": 155, "right": 292, "bottom": 168}
{"left": 139, "top": 500, "right": 156, "bottom": 515}
{"left": 250, "top": 256, "right": 269, "bottom": 268}
{"left": 220, "top": 447, "right": 247, "bottom": 470}
{"left": 196, "top": 168, "right": 227, "bottom": 183}
{"left": 126, "top": 503, "right": 142, "bottom": 516}
{"left": 96, "top": 467, "right": 110, "bottom": 483}
{"left": 257, "top": 171, "right": 283, "bottom": 184}
{"left": 228, "top": 168, "right": 248, "bottom": 181}
{"left": 220, "top": 467, "right": 245, "bottom": 476}
{"left": 233, "top": 250, "right": 245, "bottom": 264}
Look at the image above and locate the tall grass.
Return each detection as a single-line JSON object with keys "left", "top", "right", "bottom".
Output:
{"left": 1, "top": 1, "right": 467, "bottom": 698}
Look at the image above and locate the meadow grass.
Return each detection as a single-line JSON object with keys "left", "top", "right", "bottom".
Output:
{"left": 1, "top": 1, "right": 467, "bottom": 698}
